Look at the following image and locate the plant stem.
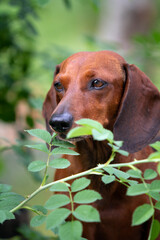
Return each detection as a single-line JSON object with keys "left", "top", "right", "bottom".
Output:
{"left": 68, "top": 188, "right": 74, "bottom": 220}
{"left": 147, "top": 215, "right": 155, "bottom": 240}
{"left": 10, "top": 158, "right": 160, "bottom": 214}
{"left": 41, "top": 144, "right": 51, "bottom": 186}
{"left": 104, "top": 150, "right": 115, "bottom": 167}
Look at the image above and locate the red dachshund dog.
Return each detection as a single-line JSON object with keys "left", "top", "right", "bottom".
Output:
{"left": 43, "top": 51, "right": 160, "bottom": 240}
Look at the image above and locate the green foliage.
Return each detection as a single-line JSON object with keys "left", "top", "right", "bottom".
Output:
{"left": 0, "top": 0, "right": 38, "bottom": 122}
{"left": 45, "top": 194, "right": 70, "bottom": 210}
{"left": 0, "top": 191, "right": 24, "bottom": 211}
{"left": 132, "top": 204, "right": 154, "bottom": 226}
{"left": 73, "top": 205, "right": 100, "bottom": 222}
{"left": 71, "top": 178, "right": 91, "bottom": 192}
{"left": 31, "top": 205, "right": 48, "bottom": 215}
{"left": 102, "top": 175, "right": 115, "bottom": 184}
{"left": 1, "top": 119, "right": 160, "bottom": 239}
{"left": 150, "top": 180, "right": 160, "bottom": 192}
{"left": 126, "top": 169, "right": 142, "bottom": 178}
{"left": 28, "top": 160, "right": 46, "bottom": 172}
{"left": 30, "top": 215, "right": 46, "bottom": 227}
{"left": 51, "top": 147, "right": 79, "bottom": 156}
{"left": 59, "top": 221, "right": 82, "bottom": 240}
{"left": 148, "top": 218, "right": 160, "bottom": 240}
{"left": 18, "top": 224, "right": 51, "bottom": 240}
{"left": 46, "top": 208, "right": 71, "bottom": 230}
{"left": 0, "top": 210, "right": 15, "bottom": 224}
{"left": 25, "top": 143, "right": 49, "bottom": 153}
{"left": 25, "top": 129, "right": 52, "bottom": 144}
{"left": 0, "top": 184, "right": 12, "bottom": 192}
{"left": 127, "top": 183, "right": 149, "bottom": 196}
{"left": 0, "top": 183, "right": 24, "bottom": 223}
{"left": 49, "top": 158, "right": 71, "bottom": 169}
{"left": 73, "top": 190, "right": 102, "bottom": 204}
{"left": 144, "top": 169, "right": 158, "bottom": 180}
{"left": 50, "top": 182, "right": 69, "bottom": 192}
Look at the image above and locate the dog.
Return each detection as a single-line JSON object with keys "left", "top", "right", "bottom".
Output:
{"left": 43, "top": 51, "right": 160, "bottom": 240}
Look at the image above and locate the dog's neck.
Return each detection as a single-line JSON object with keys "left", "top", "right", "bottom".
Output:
{"left": 75, "top": 138, "right": 112, "bottom": 170}
{"left": 74, "top": 138, "right": 125, "bottom": 197}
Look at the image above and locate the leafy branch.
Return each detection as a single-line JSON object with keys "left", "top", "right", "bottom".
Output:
{"left": 0, "top": 119, "right": 160, "bottom": 240}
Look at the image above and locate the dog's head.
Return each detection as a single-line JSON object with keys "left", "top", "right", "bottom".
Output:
{"left": 43, "top": 51, "right": 160, "bottom": 153}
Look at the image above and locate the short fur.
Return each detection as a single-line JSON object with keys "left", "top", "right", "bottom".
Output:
{"left": 43, "top": 51, "right": 160, "bottom": 240}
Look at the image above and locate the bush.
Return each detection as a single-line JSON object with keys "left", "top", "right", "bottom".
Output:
{"left": 0, "top": 119, "right": 160, "bottom": 240}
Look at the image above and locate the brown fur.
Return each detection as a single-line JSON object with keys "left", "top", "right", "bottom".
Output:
{"left": 43, "top": 51, "right": 160, "bottom": 240}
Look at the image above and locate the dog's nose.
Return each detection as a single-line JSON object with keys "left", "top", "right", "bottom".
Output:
{"left": 49, "top": 112, "right": 73, "bottom": 133}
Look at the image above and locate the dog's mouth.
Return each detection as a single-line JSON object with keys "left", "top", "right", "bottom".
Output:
{"left": 57, "top": 132, "right": 89, "bottom": 143}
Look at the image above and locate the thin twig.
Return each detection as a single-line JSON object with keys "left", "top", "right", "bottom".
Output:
{"left": 10, "top": 158, "right": 160, "bottom": 213}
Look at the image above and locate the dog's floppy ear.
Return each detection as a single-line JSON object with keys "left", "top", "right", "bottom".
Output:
{"left": 42, "top": 65, "right": 60, "bottom": 134}
{"left": 114, "top": 64, "right": 160, "bottom": 153}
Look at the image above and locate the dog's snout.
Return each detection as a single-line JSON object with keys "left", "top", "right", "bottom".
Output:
{"left": 49, "top": 112, "right": 73, "bottom": 133}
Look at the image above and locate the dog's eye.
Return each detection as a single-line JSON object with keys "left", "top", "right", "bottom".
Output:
{"left": 54, "top": 82, "right": 64, "bottom": 92}
{"left": 90, "top": 79, "right": 107, "bottom": 90}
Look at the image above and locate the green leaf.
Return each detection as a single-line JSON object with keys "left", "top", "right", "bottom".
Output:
{"left": 51, "top": 147, "right": 79, "bottom": 155}
{"left": 52, "top": 138, "right": 75, "bottom": 148}
{"left": 150, "top": 180, "right": 160, "bottom": 192}
{"left": 155, "top": 201, "right": 160, "bottom": 210}
{"left": 104, "top": 168, "right": 129, "bottom": 179}
{"left": 30, "top": 215, "right": 46, "bottom": 227}
{"left": 45, "top": 194, "right": 70, "bottom": 210}
{"left": 32, "top": 205, "right": 47, "bottom": 215}
{"left": 113, "top": 168, "right": 130, "bottom": 179}
{"left": 25, "top": 144, "right": 49, "bottom": 153}
{"left": 0, "top": 192, "right": 18, "bottom": 201}
{"left": 28, "top": 161, "right": 46, "bottom": 172}
{"left": 0, "top": 184, "right": 12, "bottom": 193}
{"left": 25, "top": 129, "right": 52, "bottom": 144}
{"left": 59, "top": 220, "right": 82, "bottom": 240}
{"left": 73, "top": 205, "right": 100, "bottom": 222}
{"left": 102, "top": 175, "right": 115, "bottom": 184}
{"left": 132, "top": 204, "right": 154, "bottom": 226}
{"left": 127, "top": 183, "right": 149, "bottom": 196}
{"left": 150, "top": 141, "right": 160, "bottom": 151}
{"left": 50, "top": 182, "right": 69, "bottom": 192}
{"left": 74, "top": 190, "right": 102, "bottom": 204}
{"left": 125, "top": 179, "right": 138, "bottom": 186}
{"left": 126, "top": 169, "right": 142, "bottom": 178}
{"left": 103, "top": 167, "right": 114, "bottom": 175}
{"left": 149, "top": 152, "right": 160, "bottom": 160}
{"left": 117, "top": 149, "right": 129, "bottom": 156}
{"left": 73, "top": 119, "right": 114, "bottom": 142}
{"left": 67, "top": 126, "right": 92, "bottom": 139}
{"left": 148, "top": 219, "right": 160, "bottom": 240}
{"left": 144, "top": 169, "right": 157, "bottom": 180}
{"left": 0, "top": 193, "right": 25, "bottom": 211}
{"left": 49, "top": 158, "right": 70, "bottom": 169}
{"left": 0, "top": 210, "right": 15, "bottom": 224}
{"left": 157, "top": 163, "right": 160, "bottom": 175}
{"left": 46, "top": 208, "right": 71, "bottom": 229}
{"left": 149, "top": 192, "right": 160, "bottom": 201}
{"left": 76, "top": 118, "right": 103, "bottom": 131}
{"left": 71, "top": 177, "right": 91, "bottom": 192}
{"left": 0, "top": 210, "right": 7, "bottom": 224}
{"left": 92, "top": 129, "right": 113, "bottom": 142}
{"left": 114, "top": 141, "right": 123, "bottom": 147}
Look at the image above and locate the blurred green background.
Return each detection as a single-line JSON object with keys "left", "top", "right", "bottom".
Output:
{"left": 0, "top": 0, "right": 160, "bottom": 238}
